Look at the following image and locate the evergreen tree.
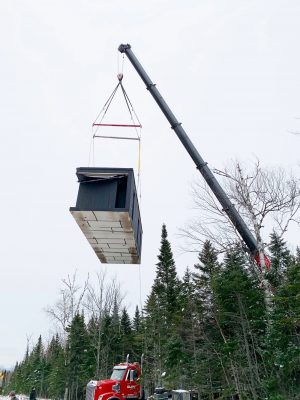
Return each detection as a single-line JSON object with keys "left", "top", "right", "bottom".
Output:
{"left": 47, "top": 337, "right": 66, "bottom": 399}
{"left": 267, "top": 232, "right": 292, "bottom": 290}
{"left": 86, "top": 316, "right": 98, "bottom": 378}
{"left": 120, "top": 307, "right": 132, "bottom": 335}
{"left": 99, "top": 312, "right": 114, "bottom": 378}
{"left": 133, "top": 306, "right": 141, "bottom": 333}
{"left": 265, "top": 254, "right": 300, "bottom": 398}
{"left": 120, "top": 307, "right": 133, "bottom": 359}
{"left": 176, "top": 268, "right": 198, "bottom": 388}
{"left": 66, "top": 313, "right": 93, "bottom": 400}
{"left": 144, "top": 291, "right": 163, "bottom": 392}
{"left": 6, "top": 336, "right": 47, "bottom": 397}
{"left": 188, "top": 242, "right": 222, "bottom": 395}
{"left": 145, "top": 224, "right": 181, "bottom": 388}
{"left": 110, "top": 297, "right": 122, "bottom": 364}
{"left": 152, "top": 225, "right": 181, "bottom": 324}
{"left": 213, "top": 247, "right": 267, "bottom": 399}
{"left": 193, "top": 240, "right": 219, "bottom": 319}
{"left": 27, "top": 335, "right": 46, "bottom": 396}
{"left": 5, "top": 362, "right": 19, "bottom": 394}
{"left": 132, "top": 306, "right": 144, "bottom": 360}
{"left": 7, "top": 229, "right": 300, "bottom": 399}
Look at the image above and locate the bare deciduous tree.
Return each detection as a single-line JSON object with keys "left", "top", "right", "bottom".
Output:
{"left": 181, "top": 160, "right": 300, "bottom": 258}
{"left": 83, "top": 271, "right": 124, "bottom": 377}
{"left": 45, "top": 271, "right": 89, "bottom": 341}
{"left": 44, "top": 271, "right": 89, "bottom": 400}
{"left": 84, "top": 271, "right": 123, "bottom": 319}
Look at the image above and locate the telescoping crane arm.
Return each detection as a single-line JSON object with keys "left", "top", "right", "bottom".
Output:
{"left": 118, "top": 44, "right": 270, "bottom": 269}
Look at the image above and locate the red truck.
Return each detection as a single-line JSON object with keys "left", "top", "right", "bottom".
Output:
{"left": 86, "top": 356, "right": 144, "bottom": 400}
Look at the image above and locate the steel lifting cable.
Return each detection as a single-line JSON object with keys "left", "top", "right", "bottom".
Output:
{"left": 89, "top": 83, "right": 120, "bottom": 165}
{"left": 93, "top": 75, "right": 142, "bottom": 132}
{"left": 119, "top": 80, "right": 142, "bottom": 132}
{"left": 117, "top": 77, "right": 144, "bottom": 304}
{"left": 92, "top": 72, "right": 143, "bottom": 198}
{"left": 119, "top": 77, "right": 142, "bottom": 198}
{"left": 89, "top": 82, "right": 121, "bottom": 166}
{"left": 92, "top": 55, "right": 144, "bottom": 310}
{"left": 92, "top": 80, "right": 124, "bottom": 133}
{"left": 93, "top": 51, "right": 141, "bottom": 135}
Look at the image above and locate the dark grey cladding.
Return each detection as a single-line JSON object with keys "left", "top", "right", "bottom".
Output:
{"left": 70, "top": 167, "right": 142, "bottom": 264}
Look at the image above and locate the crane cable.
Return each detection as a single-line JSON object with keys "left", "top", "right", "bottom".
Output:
{"left": 118, "top": 77, "right": 142, "bottom": 199}
{"left": 117, "top": 54, "right": 143, "bottom": 314}
{"left": 90, "top": 60, "right": 142, "bottom": 199}
{"left": 89, "top": 53, "right": 144, "bottom": 323}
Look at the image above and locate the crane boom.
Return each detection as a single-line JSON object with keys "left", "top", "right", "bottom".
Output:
{"left": 118, "top": 43, "right": 267, "bottom": 266}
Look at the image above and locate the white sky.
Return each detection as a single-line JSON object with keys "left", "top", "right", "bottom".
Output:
{"left": 1, "top": 0, "right": 300, "bottom": 368}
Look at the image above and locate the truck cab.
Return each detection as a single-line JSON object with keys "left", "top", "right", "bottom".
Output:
{"left": 86, "top": 362, "right": 142, "bottom": 400}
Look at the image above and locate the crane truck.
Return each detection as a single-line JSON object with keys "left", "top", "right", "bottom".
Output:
{"left": 85, "top": 44, "right": 271, "bottom": 400}
{"left": 86, "top": 355, "right": 143, "bottom": 400}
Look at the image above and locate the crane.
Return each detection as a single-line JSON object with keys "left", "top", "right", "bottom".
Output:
{"left": 118, "top": 43, "right": 270, "bottom": 270}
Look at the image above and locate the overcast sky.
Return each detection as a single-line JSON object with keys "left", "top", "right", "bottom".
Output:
{"left": 1, "top": 0, "right": 300, "bottom": 369}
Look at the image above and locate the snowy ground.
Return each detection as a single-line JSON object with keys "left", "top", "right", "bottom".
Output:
{"left": 0, "top": 396, "right": 30, "bottom": 400}
{"left": 0, "top": 396, "right": 50, "bottom": 400}
{"left": 0, "top": 396, "right": 29, "bottom": 400}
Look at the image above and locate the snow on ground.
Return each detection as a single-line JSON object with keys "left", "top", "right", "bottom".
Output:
{"left": 0, "top": 396, "right": 29, "bottom": 400}
{"left": 0, "top": 396, "right": 51, "bottom": 400}
{"left": 0, "top": 396, "right": 28, "bottom": 400}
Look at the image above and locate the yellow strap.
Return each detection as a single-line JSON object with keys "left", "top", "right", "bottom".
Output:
{"left": 137, "top": 139, "right": 141, "bottom": 176}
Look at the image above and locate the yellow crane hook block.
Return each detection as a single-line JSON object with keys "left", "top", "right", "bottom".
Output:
{"left": 70, "top": 167, "right": 142, "bottom": 264}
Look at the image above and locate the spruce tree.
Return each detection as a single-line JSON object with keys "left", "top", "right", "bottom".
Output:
{"left": 120, "top": 307, "right": 133, "bottom": 359}
{"left": 267, "top": 232, "right": 292, "bottom": 290}
{"left": 97, "top": 312, "right": 113, "bottom": 378}
{"left": 86, "top": 316, "right": 98, "bottom": 377}
{"left": 176, "top": 268, "right": 198, "bottom": 388}
{"left": 144, "top": 290, "right": 164, "bottom": 392}
{"left": 193, "top": 240, "right": 219, "bottom": 319}
{"left": 265, "top": 252, "right": 300, "bottom": 398}
{"left": 145, "top": 224, "right": 181, "bottom": 388}
{"left": 7, "top": 335, "right": 47, "bottom": 396}
{"left": 152, "top": 224, "right": 181, "bottom": 325}
{"left": 133, "top": 306, "right": 141, "bottom": 333}
{"left": 66, "top": 313, "right": 93, "bottom": 400}
{"left": 47, "top": 337, "right": 66, "bottom": 399}
{"left": 187, "top": 242, "right": 223, "bottom": 395}
{"left": 27, "top": 335, "right": 46, "bottom": 396}
{"left": 110, "top": 297, "right": 122, "bottom": 364}
{"left": 132, "top": 306, "right": 144, "bottom": 360}
{"left": 213, "top": 247, "right": 266, "bottom": 399}
{"left": 5, "top": 362, "right": 19, "bottom": 395}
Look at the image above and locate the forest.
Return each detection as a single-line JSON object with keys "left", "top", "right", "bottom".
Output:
{"left": 2, "top": 224, "right": 300, "bottom": 400}
{"left": 3, "top": 163, "right": 300, "bottom": 400}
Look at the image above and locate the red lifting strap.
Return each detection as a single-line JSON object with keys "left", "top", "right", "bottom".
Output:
{"left": 93, "top": 123, "right": 142, "bottom": 128}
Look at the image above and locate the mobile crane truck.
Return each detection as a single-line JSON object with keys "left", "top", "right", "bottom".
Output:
{"left": 85, "top": 43, "right": 270, "bottom": 400}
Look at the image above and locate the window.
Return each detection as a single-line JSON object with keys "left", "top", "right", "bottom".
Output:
{"left": 110, "top": 368, "right": 126, "bottom": 381}
{"left": 132, "top": 369, "right": 138, "bottom": 381}
{"left": 126, "top": 369, "right": 138, "bottom": 381}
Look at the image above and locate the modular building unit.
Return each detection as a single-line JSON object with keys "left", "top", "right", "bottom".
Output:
{"left": 70, "top": 167, "right": 142, "bottom": 264}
